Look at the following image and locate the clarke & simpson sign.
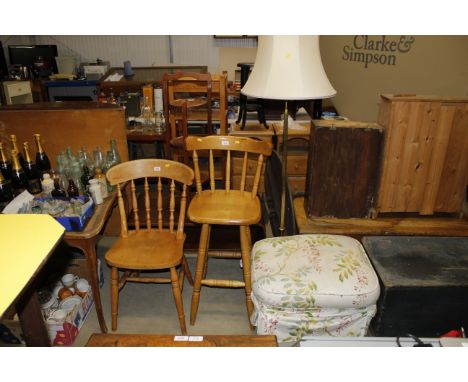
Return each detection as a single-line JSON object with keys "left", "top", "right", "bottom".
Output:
{"left": 342, "top": 36, "right": 415, "bottom": 68}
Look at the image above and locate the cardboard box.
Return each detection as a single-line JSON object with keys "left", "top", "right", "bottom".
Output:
{"left": 47, "top": 289, "right": 94, "bottom": 346}
{"left": 45, "top": 256, "right": 100, "bottom": 346}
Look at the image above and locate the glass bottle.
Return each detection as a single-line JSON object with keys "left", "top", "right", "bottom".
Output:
{"left": 0, "top": 170, "right": 14, "bottom": 211}
{"left": 10, "top": 134, "right": 26, "bottom": 170}
{"left": 67, "top": 179, "right": 79, "bottom": 198}
{"left": 141, "top": 95, "right": 153, "bottom": 126}
{"left": 51, "top": 178, "right": 67, "bottom": 198}
{"left": 33, "top": 133, "right": 52, "bottom": 175}
{"left": 22, "top": 142, "right": 43, "bottom": 195}
{"left": 154, "top": 110, "right": 165, "bottom": 134}
{"left": 81, "top": 164, "right": 93, "bottom": 189}
{"left": 70, "top": 161, "right": 84, "bottom": 194}
{"left": 93, "top": 147, "right": 104, "bottom": 170}
{"left": 10, "top": 149, "right": 28, "bottom": 196}
{"left": 0, "top": 141, "right": 12, "bottom": 180}
{"left": 109, "top": 139, "right": 121, "bottom": 165}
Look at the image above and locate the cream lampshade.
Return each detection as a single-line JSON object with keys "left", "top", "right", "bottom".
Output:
{"left": 241, "top": 35, "right": 336, "bottom": 235}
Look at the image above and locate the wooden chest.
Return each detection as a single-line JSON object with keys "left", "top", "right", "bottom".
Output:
{"left": 377, "top": 94, "right": 468, "bottom": 215}
{"left": 362, "top": 236, "right": 468, "bottom": 337}
{"left": 304, "top": 120, "right": 383, "bottom": 218}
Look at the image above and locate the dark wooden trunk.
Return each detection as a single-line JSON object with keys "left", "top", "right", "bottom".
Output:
{"left": 305, "top": 120, "right": 383, "bottom": 218}
{"left": 362, "top": 236, "right": 468, "bottom": 337}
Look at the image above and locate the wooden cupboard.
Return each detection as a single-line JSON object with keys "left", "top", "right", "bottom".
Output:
{"left": 304, "top": 120, "right": 383, "bottom": 218}
{"left": 377, "top": 94, "right": 468, "bottom": 215}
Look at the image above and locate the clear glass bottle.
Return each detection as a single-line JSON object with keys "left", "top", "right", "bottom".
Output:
{"left": 109, "top": 139, "right": 121, "bottom": 165}
{"left": 141, "top": 95, "right": 153, "bottom": 126}
{"left": 93, "top": 147, "right": 104, "bottom": 170}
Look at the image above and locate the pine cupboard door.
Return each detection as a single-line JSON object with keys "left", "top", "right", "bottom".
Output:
{"left": 376, "top": 95, "right": 468, "bottom": 215}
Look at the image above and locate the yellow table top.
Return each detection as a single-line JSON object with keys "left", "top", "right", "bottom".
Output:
{"left": 0, "top": 215, "right": 65, "bottom": 318}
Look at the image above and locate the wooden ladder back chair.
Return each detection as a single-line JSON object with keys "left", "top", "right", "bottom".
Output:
{"left": 185, "top": 135, "right": 273, "bottom": 326}
{"left": 162, "top": 72, "right": 213, "bottom": 162}
{"left": 105, "top": 159, "right": 194, "bottom": 334}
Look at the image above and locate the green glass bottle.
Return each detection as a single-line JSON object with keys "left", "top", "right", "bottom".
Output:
{"left": 34, "top": 133, "right": 52, "bottom": 175}
{"left": 0, "top": 170, "right": 14, "bottom": 211}
{"left": 23, "top": 142, "right": 43, "bottom": 195}
{"left": 0, "top": 141, "right": 12, "bottom": 180}
{"left": 10, "top": 149, "right": 28, "bottom": 196}
{"left": 10, "top": 134, "right": 26, "bottom": 171}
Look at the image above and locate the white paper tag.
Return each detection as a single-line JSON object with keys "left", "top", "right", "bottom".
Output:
{"left": 153, "top": 166, "right": 161, "bottom": 172}
{"left": 173, "top": 336, "right": 189, "bottom": 341}
{"left": 221, "top": 140, "right": 229, "bottom": 146}
{"left": 188, "top": 336, "right": 203, "bottom": 342}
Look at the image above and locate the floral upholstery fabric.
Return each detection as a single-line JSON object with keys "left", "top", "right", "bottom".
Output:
{"left": 250, "top": 234, "right": 380, "bottom": 343}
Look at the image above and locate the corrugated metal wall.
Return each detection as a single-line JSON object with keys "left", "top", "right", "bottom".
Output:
{"left": 1, "top": 35, "right": 258, "bottom": 72}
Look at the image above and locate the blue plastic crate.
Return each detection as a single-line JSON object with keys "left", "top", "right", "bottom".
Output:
{"left": 34, "top": 196, "right": 94, "bottom": 232}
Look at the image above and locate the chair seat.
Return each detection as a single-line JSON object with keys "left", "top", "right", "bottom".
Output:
{"left": 188, "top": 190, "right": 262, "bottom": 225}
{"left": 105, "top": 230, "right": 184, "bottom": 270}
{"left": 170, "top": 98, "right": 207, "bottom": 109}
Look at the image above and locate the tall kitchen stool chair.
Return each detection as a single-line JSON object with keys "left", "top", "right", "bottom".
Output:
{"left": 250, "top": 234, "right": 380, "bottom": 343}
{"left": 185, "top": 135, "right": 273, "bottom": 326}
{"left": 105, "top": 159, "right": 194, "bottom": 334}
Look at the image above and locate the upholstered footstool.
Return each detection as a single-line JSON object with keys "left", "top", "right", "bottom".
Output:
{"left": 250, "top": 234, "right": 380, "bottom": 343}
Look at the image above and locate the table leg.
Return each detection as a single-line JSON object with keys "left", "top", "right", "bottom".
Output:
{"left": 64, "top": 237, "right": 108, "bottom": 333}
{"left": 16, "top": 288, "right": 50, "bottom": 346}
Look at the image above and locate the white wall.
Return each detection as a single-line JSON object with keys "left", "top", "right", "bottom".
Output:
{"left": 1, "top": 35, "right": 257, "bottom": 74}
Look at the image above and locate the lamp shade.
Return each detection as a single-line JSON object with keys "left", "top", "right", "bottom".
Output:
{"left": 241, "top": 35, "right": 336, "bottom": 100}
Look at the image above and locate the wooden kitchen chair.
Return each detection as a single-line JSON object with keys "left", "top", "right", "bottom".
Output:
{"left": 185, "top": 135, "right": 273, "bottom": 326}
{"left": 162, "top": 72, "right": 213, "bottom": 161}
{"left": 105, "top": 159, "right": 194, "bottom": 334}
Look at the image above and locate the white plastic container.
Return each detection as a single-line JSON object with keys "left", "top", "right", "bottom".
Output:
{"left": 88, "top": 180, "right": 103, "bottom": 205}
{"left": 41, "top": 173, "right": 54, "bottom": 195}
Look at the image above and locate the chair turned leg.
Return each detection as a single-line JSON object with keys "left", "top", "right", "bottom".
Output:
{"left": 202, "top": 225, "right": 211, "bottom": 279}
{"left": 111, "top": 267, "right": 119, "bottom": 331}
{"left": 190, "top": 223, "right": 210, "bottom": 325}
{"left": 240, "top": 225, "right": 254, "bottom": 330}
{"left": 170, "top": 267, "right": 187, "bottom": 335}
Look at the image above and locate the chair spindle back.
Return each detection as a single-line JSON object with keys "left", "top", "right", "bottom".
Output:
{"left": 185, "top": 135, "right": 272, "bottom": 198}
{"left": 106, "top": 159, "right": 194, "bottom": 239}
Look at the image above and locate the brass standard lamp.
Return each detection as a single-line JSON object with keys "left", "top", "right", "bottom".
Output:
{"left": 241, "top": 35, "right": 336, "bottom": 236}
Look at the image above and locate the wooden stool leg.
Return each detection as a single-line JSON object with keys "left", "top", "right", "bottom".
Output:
{"left": 190, "top": 223, "right": 210, "bottom": 325}
{"left": 111, "top": 267, "right": 119, "bottom": 331}
{"left": 202, "top": 225, "right": 211, "bottom": 279}
{"left": 170, "top": 267, "right": 187, "bottom": 335}
{"left": 240, "top": 225, "right": 254, "bottom": 329}
{"left": 183, "top": 256, "right": 194, "bottom": 286}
